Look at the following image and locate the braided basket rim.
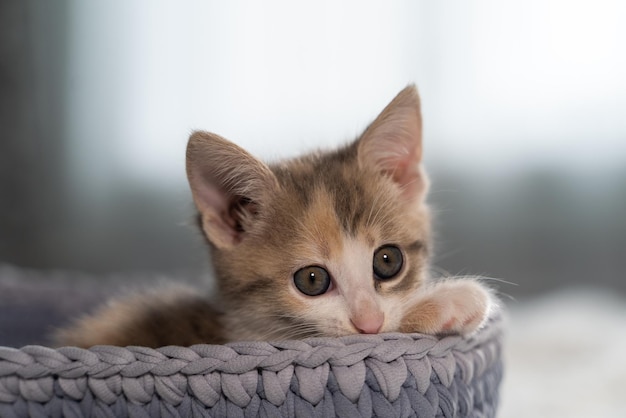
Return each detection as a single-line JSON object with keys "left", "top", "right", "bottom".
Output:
{"left": 0, "top": 313, "right": 504, "bottom": 417}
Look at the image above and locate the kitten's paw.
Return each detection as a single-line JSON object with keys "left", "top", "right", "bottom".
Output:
{"left": 400, "top": 279, "right": 494, "bottom": 336}
{"left": 438, "top": 280, "right": 493, "bottom": 335}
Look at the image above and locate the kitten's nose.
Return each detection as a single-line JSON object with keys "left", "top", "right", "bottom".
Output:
{"left": 351, "top": 313, "right": 384, "bottom": 334}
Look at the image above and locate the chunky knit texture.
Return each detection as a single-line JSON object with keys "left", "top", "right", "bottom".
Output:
{"left": 0, "top": 313, "right": 503, "bottom": 418}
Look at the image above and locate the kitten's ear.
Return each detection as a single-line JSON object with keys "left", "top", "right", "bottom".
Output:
{"left": 357, "top": 84, "right": 427, "bottom": 201}
{"left": 186, "top": 131, "right": 279, "bottom": 249}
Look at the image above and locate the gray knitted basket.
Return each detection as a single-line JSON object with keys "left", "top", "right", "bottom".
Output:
{"left": 0, "top": 313, "right": 503, "bottom": 418}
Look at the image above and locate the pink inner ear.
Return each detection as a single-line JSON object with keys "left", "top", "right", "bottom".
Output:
{"left": 186, "top": 130, "right": 278, "bottom": 249}
{"left": 360, "top": 119, "right": 425, "bottom": 200}
{"left": 357, "top": 86, "right": 425, "bottom": 200}
{"left": 189, "top": 169, "right": 242, "bottom": 248}
{"left": 392, "top": 159, "right": 420, "bottom": 191}
{"left": 195, "top": 178, "right": 229, "bottom": 215}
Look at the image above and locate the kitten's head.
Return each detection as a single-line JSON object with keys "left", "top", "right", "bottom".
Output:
{"left": 186, "top": 85, "right": 431, "bottom": 340}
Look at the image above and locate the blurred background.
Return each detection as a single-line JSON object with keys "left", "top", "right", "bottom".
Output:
{"left": 1, "top": 1, "right": 625, "bottom": 416}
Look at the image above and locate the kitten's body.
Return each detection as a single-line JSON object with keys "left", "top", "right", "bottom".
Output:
{"left": 57, "top": 85, "right": 494, "bottom": 348}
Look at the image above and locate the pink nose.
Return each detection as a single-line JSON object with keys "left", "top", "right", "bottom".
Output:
{"left": 351, "top": 313, "right": 384, "bottom": 334}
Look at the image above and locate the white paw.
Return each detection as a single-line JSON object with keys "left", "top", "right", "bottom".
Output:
{"left": 400, "top": 278, "right": 495, "bottom": 336}
{"left": 434, "top": 279, "right": 494, "bottom": 336}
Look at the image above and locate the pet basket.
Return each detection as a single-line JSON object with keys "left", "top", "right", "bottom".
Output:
{"left": 0, "top": 314, "right": 503, "bottom": 418}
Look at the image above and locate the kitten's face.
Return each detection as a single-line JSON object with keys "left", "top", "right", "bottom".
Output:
{"left": 187, "top": 85, "right": 430, "bottom": 340}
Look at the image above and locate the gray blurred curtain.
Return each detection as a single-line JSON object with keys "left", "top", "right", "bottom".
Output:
{"left": 0, "top": 1, "right": 70, "bottom": 268}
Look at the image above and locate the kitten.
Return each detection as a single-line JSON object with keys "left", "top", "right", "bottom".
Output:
{"left": 56, "top": 85, "right": 494, "bottom": 348}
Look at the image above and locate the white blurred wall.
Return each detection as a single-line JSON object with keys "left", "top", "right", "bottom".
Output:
{"left": 66, "top": 0, "right": 626, "bottom": 196}
{"left": 3, "top": 0, "right": 625, "bottom": 286}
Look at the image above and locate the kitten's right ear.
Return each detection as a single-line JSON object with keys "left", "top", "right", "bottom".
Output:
{"left": 357, "top": 84, "right": 427, "bottom": 202}
{"left": 186, "top": 131, "right": 279, "bottom": 249}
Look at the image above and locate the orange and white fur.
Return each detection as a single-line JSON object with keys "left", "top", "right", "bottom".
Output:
{"left": 57, "top": 85, "right": 495, "bottom": 348}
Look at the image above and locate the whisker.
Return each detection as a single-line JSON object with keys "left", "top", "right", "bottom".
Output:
{"left": 257, "top": 312, "right": 358, "bottom": 339}
{"left": 474, "top": 276, "right": 519, "bottom": 287}
{"left": 366, "top": 181, "right": 397, "bottom": 229}
{"left": 252, "top": 314, "right": 322, "bottom": 340}
{"left": 431, "top": 248, "right": 463, "bottom": 263}
{"left": 493, "top": 291, "right": 517, "bottom": 303}
{"left": 431, "top": 273, "right": 519, "bottom": 288}
{"left": 269, "top": 326, "right": 321, "bottom": 340}
{"left": 367, "top": 189, "right": 395, "bottom": 230}
{"left": 430, "top": 265, "right": 454, "bottom": 278}
{"left": 425, "top": 271, "right": 519, "bottom": 303}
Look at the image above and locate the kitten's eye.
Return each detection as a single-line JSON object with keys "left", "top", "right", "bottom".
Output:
{"left": 373, "top": 245, "right": 403, "bottom": 280}
{"left": 293, "top": 266, "right": 331, "bottom": 296}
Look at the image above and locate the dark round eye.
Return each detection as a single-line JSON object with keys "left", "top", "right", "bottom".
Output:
{"left": 373, "top": 245, "right": 403, "bottom": 280}
{"left": 293, "top": 266, "right": 331, "bottom": 296}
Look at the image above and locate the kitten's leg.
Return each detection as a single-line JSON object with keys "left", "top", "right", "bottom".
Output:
{"left": 54, "top": 285, "right": 225, "bottom": 348}
{"left": 399, "top": 279, "right": 494, "bottom": 336}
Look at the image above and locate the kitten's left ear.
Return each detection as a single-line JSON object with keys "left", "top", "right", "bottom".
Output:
{"left": 357, "top": 84, "right": 427, "bottom": 201}
{"left": 186, "top": 131, "right": 279, "bottom": 249}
